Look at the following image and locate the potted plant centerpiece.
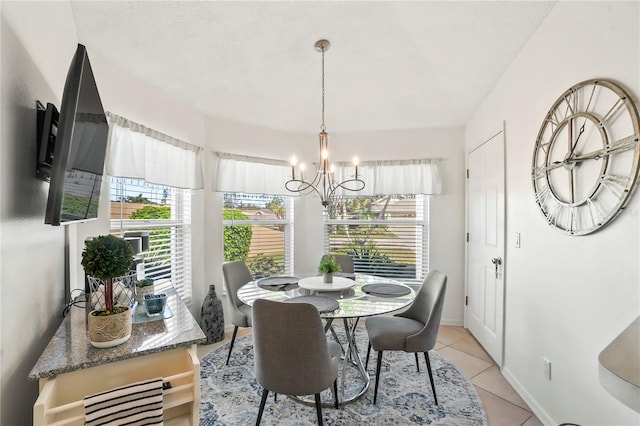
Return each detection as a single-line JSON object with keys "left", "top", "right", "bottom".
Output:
{"left": 82, "top": 235, "right": 135, "bottom": 348}
{"left": 318, "top": 255, "right": 341, "bottom": 283}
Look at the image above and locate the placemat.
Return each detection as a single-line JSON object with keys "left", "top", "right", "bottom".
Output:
{"left": 257, "top": 276, "right": 299, "bottom": 291}
{"left": 283, "top": 295, "right": 340, "bottom": 313}
{"left": 361, "top": 283, "right": 411, "bottom": 296}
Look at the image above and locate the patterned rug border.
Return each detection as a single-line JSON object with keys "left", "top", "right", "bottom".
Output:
{"left": 199, "top": 333, "right": 487, "bottom": 425}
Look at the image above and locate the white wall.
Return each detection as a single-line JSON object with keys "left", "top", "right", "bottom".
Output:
{"left": 1, "top": 3, "right": 77, "bottom": 424}
{"left": 0, "top": 2, "right": 209, "bottom": 423}
{"left": 205, "top": 118, "right": 466, "bottom": 326}
{"left": 466, "top": 2, "right": 640, "bottom": 424}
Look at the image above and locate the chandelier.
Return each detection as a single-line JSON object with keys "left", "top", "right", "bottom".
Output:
{"left": 285, "top": 39, "right": 365, "bottom": 207}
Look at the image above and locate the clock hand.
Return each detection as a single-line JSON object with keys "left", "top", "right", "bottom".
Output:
{"left": 564, "top": 152, "right": 603, "bottom": 163}
{"left": 562, "top": 137, "right": 637, "bottom": 164}
{"left": 536, "top": 162, "right": 566, "bottom": 175}
{"left": 567, "top": 121, "right": 586, "bottom": 159}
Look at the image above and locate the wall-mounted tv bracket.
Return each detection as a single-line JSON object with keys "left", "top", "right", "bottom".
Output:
{"left": 36, "top": 100, "right": 59, "bottom": 182}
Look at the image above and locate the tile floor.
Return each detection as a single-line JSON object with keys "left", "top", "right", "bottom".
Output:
{"left": 198, "top": 325, "right": 543, "bottom": 426}
{"left": 435, "top": 326, "right": 542, "bottom": 426}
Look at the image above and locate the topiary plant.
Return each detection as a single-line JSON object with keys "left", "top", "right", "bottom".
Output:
{"left": 318, "top": 255, "right": 342, "bottom": 274}
{"left": 82, "top": 235, "right": 134, "bottom": 314}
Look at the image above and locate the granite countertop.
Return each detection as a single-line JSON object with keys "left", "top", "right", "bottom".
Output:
{"left": 28, "top": 282, "right": 206, "bottom": 380}
{"left": 599, "top": 316, "right": 640, "bottom": 413}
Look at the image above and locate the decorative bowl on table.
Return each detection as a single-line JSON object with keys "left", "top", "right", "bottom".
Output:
{"left": 143, "top": 293, "right": 167, "bottom": 316}
{"left": 298, "top": 276, "right": 356, "bottom": 292}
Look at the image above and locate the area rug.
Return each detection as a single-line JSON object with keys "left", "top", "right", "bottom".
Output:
{"left": 199, "top": 332, "right": 487, "bottom": 425}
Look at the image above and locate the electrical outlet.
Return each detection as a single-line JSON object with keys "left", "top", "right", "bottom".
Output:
{"left": 543, "top": 357, "right": 551, "bottom": 380}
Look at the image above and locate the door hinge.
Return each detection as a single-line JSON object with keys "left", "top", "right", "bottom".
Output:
{"left": 466, "top": 232, "right": 469, "bottom": 242}
{"left": 465, "top": 296, "right": 468, "bottom": 306}
{"left": 466, "top": 169, "right": 469, "bottom": 179}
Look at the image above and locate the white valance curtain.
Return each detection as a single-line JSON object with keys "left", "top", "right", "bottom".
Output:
{"left": 214, "top": 152, "right": 292, "bottom": 195}
{"left": 106, "top": 113, "right": 204, "bottom": 189}
{"left": 215, "top": 153, "right": 442, "bottom": 196}
{"left": 334, "top": 158, "right": 442, "bottom": 196}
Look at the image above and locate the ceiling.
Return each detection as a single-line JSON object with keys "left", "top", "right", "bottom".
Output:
{"left": 70, "top": 1, "right": 556, "bottom": 133}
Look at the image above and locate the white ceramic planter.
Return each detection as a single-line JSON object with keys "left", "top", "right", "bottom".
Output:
{"left": 88, "top": 306, "right": 132, "bottom": 348}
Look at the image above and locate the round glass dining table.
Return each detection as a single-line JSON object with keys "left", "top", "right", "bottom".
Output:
{"left": 237, "top": 273, "right": 417, "bottom": 405}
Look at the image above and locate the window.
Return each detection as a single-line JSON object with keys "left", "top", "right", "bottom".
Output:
{"left": 324, "top": 195, "right": 429, "bottom": 284}
{"left": 222, "top": 193, "right": 293, "bottom": 278}
{"left": 110, "top": 177, "right": 193, "bottom": 304}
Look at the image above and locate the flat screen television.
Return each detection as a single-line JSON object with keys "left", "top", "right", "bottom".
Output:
{"left": 39, "top": 43, "right": 109, "bottom": 226}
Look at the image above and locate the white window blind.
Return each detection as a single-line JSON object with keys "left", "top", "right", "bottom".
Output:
{"left": 110, "top": 177, "right": 192, "bottom": 305}
{"left": 222, "top": 193, "right": 293, "bottom": 278}
{"left": 324, "top": 195, "right": 429, "bottom": 285}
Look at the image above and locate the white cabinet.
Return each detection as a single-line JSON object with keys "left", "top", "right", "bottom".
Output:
{"left": 34, "top": 345, "right": 200, "bottom": 425}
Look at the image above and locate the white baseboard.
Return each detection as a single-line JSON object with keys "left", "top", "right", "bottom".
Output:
{"left": 441, "top": 318, "right": 464, "bottom": 327}
{"left": 501, "top": 366, "right": 554, "bottom": 426}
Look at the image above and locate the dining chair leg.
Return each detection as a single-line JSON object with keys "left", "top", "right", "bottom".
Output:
{"left": 424, "top": 352, "right": 438, "bottom": 405}
{"left": 314, "top": 393, "right": 323, "bottom": 425}
{"left": 256, "top": 388, "right": 269, "bottom": 425}
{"left": 226, "top": 325, "right": 239, "bottom": 365}
{"left": 333, "top": 379, "right": 339, "bottom": 409}
{"left": 365, "top": 343, "right": 371, "bottom": 370}
{"left": 415, "top": 353, "right": 420, "bottom": 372}
{"left": 374, "top": 350, "right": 383, "bottom": 404}
{"left": 274, "top": 393, "right": 277, "bottom": 402}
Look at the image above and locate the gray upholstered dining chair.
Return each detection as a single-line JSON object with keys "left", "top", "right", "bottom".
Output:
{"left": 365, "top": 269, "right": 447, "bottom": 405}
{"left": 222, "top": 260, "right": 254, "bottom": 365}
{"left": 320, "top": 254, "right": 355, "bottom": 273}
{"left": 253, "top": 299, "right": 340, "bottom": 425}
{"left": 252, "top": 299, "right": 341, "bottom": 425}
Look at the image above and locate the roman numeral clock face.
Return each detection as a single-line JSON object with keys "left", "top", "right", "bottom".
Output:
{"left": 532, "top": 79, "right": 640, "bottom": 235}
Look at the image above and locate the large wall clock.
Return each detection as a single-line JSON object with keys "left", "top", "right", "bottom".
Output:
{"left": 532, "top": 79, "right": 640, "bottom": 235}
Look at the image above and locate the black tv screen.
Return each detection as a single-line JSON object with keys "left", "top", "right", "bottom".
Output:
{"left": 44, "top": 44, "right": 108, "bottom": 226}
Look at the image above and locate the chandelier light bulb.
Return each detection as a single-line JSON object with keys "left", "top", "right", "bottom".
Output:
{"left": 322, "top": 149, "right": 329, "bottom": 160}
{"left": 290, "top": 155, "right": 298, "bottom": 178}
{"left": 300, "top": 163, "right": 306, "bottom": 172}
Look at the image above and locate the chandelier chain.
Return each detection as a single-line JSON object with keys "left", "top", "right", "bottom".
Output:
{"left": 321, "top": 46, "right": 326, "bottom": 132}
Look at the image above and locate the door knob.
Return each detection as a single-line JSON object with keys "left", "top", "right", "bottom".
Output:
{"left": 491, "top": 257, "right": 502, "bottom": 278}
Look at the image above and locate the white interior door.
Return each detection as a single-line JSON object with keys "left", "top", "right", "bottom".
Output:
{"left": 466, "top": 130, "right": 505, "bottom": 366}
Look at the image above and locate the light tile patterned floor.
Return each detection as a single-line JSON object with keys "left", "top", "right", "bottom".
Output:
{"left": 435, "top": 326, "right": 542, "bottom": 426}
{"left": 198, "top": 325, "right": 543, "bottom": 426}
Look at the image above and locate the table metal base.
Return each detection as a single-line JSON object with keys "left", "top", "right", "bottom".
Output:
{"left": 291, "top": 317, "right": 370, "bottom": 407}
